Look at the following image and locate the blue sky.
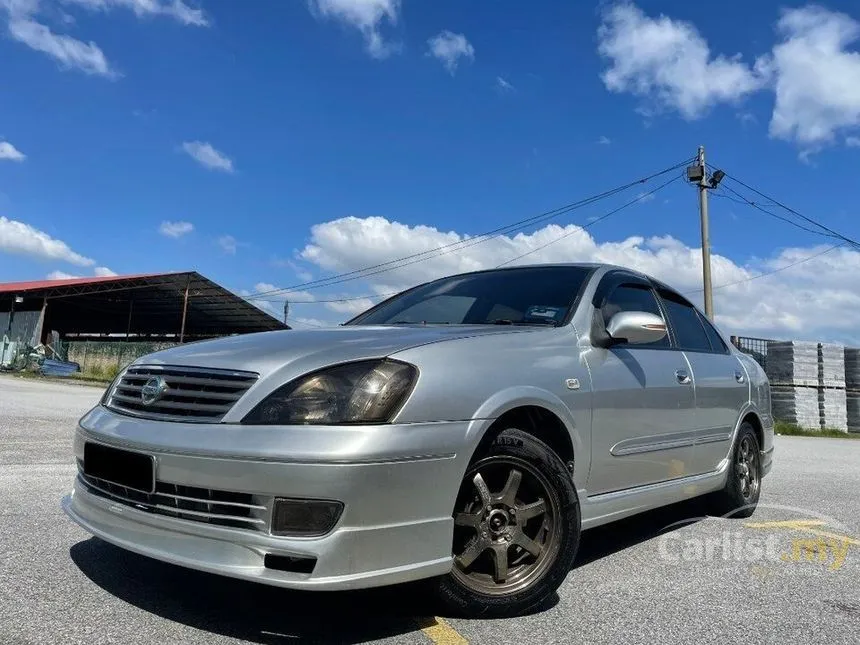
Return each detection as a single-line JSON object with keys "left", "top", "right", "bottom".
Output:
{"left": 1, "top": 1, "right": 859, "bottom": 340}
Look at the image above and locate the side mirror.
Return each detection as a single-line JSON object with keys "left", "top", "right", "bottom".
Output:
{"left": 605, "top": 311, "right": 667, "bottom": 345}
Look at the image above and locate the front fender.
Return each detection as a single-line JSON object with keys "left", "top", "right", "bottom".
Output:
{"left": 463, "top": 386, "right": 590, "bottom": 491}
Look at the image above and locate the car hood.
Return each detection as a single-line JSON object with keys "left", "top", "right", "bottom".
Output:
{"left": 137, "top": 325, "right": 541, "bottom": 377}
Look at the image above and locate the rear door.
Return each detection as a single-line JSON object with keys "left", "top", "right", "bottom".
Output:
{"left": 586, "top": 273, "right": 697, "bottom": 495}
{"left": 655, "top": 288, "right": 749, "bottom": 475}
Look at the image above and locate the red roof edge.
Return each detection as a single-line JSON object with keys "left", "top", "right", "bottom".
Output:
{"left": 0, "top": 271, "right": 191, "bottom": 294}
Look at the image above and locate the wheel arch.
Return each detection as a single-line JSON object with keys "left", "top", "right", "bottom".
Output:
{"left": 465, "top": 387, "right": 588, "bottom": 489}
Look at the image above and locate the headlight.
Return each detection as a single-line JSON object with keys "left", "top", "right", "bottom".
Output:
{"left": 242, "top": 360, "right": 417, "bottom": 425}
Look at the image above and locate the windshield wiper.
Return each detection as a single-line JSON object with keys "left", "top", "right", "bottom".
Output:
{"left": 387, "top": 321, "right": 452, "bottom": 325}
{"left": 487, "top": 319, "right": 559, "bottom": 327}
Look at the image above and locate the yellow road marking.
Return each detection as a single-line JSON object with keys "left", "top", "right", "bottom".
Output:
{"left": 745, "top": 519, "right": 826, "bottom": 529}
{"left": 418, "top": 617, "right": 469, "bottom": 645}
{"left": 745, "top": 519, "right": 860, "bottom": 546}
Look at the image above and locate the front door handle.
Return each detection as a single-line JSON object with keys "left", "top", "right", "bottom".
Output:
{"left": 735, "top": 371, "right": 746, "bottom": 384}
{"left": 675, "top": 369, "right": 692, "bottom": 385}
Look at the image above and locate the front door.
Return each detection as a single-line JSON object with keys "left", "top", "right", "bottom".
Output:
{"left": 586, "top": 279, "right": 697, "bottom": 495}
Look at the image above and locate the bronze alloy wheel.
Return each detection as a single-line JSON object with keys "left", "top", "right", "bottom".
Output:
{"left": 736, "top": 434, "right": 760, "bottom": 502}
{"left": 451, "top": 455, "right": 562, "bottom": 596}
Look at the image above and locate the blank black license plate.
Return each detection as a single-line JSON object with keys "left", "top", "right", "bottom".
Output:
{"left": 84, "top": 443, "right": 155, "bottom": 493}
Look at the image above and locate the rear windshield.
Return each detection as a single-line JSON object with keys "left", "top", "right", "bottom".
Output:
{"left": 347, "top": 266, "right": 593, "bottom": 326}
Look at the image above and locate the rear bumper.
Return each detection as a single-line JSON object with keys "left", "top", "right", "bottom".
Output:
{"left": 63, "top": 408, "right": 474, "bottom": 590}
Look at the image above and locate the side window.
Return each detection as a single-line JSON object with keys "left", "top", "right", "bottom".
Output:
{"left": 659, "top": 290, "right": 711, "bottom": 352}
{"left": 602, "top": 284, "right": 669, "bottom": 348}
{"left": 698, "top": 313, "right": 728, "bottom": 353}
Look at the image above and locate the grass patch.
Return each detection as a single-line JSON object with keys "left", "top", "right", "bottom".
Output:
{"left": 774, "top": 421, "right": 860, "bottom": 438}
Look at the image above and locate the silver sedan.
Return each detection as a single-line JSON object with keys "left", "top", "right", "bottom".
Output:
{"left": 62, "top": 263, "right": 773, "bottom": 617}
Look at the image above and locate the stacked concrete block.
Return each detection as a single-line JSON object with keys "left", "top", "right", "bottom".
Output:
{"left": 847, "top": 348, "right": 860, "bottom": 433}
{"left": 846, "top": 348, "right": 860, "bottom": 391}
{"left": 848, "top": 393, "right": 860, "bottom": 434}
{"left": 819, "top": 388, "right": 848, "bottom": 431}
{"left": 818, "top": 343, "right": 846, "bottom": 388}
{"left": 765, "top": 341, "right": 819, "bottom": 387}
{"left": 770, "top": 385, "right": 821, "bottom": 430}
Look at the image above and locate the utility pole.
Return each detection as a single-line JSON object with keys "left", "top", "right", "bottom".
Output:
{"left": 283, "top": 299, "right": 290, "bottom": 325}
{"left": 697, "top": 146, "right": 714, "bottom": 320}
{"left": 687, "top": 146, "right": 723, "bottom": 320}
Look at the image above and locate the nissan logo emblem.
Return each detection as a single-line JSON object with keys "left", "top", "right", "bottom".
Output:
{"left": 141, "top": 376, "right": 169, "bottom": 405}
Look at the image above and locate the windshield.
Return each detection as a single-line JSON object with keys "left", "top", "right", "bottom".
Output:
{"left": 347, "top": 266, "right": 593, "bottom": 326}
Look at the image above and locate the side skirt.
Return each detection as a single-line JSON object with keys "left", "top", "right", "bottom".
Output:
{"left": 579, "top": 460, "right": 730, "bottom": 530}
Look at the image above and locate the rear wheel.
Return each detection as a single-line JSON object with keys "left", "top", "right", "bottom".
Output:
{"left": 433, "top": 428, "right": 580, "bottom": 618}
{"left": 710, "top": 422, "right": 761, "bottom": 518}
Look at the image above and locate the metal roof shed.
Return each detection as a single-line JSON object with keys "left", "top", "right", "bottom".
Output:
{"left": 0, "top": 271, "right": 287, "bottom": 345}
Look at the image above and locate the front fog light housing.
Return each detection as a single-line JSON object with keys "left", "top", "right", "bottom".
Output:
{"left": 271, "top": 498, "right": 344, "bottom": 537}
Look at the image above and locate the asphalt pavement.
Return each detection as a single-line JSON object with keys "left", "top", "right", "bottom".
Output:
{"left": 1, "top": 375, "right": 858, "bottom": 644}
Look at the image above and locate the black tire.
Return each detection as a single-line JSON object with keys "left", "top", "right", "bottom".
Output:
{"left": 710, "top": 422, "right": 762, "bottom": 518}
{"left": 431, "top": 428, "right": 580, "bottom": 618}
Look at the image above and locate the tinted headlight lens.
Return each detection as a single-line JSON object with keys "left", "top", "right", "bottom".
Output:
{"left": 242, "top": 360, "right": 417, "bottom": 425}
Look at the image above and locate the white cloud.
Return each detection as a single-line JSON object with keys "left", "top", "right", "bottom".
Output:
{"left": 93, "top": 266, "right": 117, "bottom": 276}
{"left": 159, "top": 220, "right": 193, "bottom": 238}
{"left": 218, "top": 234, "right": 237, "bottom": 255}
{"left": 298, "top": 215, "right": 860, "bottom": 342}
{"left": 62, "top": 0, "right": 208, "bottom": 26}
{"left": 253, "top": 283, "right": 316, "bottom": 303}
{"left": 0, "top": 141, "right": 26, "bottom": 161}
{"left": 597, "top": 135, "right": 611, "bottom": 145}
{"left": 310, "top": 0, "right": 400, "bottom": 59}
{"left": 761, "top": 6, "right": 860, "bottom": 149}
{"left": 0, "top": 216, "right": 95, "bottom": 266}
{"left": 181, "top": 141, "right": 234, "bottom": 173}
{"left": 325, "top": 297, "right": 375, "bottom": 315}
{"left": 597, "top": 2, "right": 764, "bottom": 119}
{"left": 427, "top": 30, "right": 474, "bottom": 74}
{"left": 847, "top": 136, "right": 860, "bottom": 148}
{"left": 496, "top": 76, "right": 514, "bottom": 92}
{"left": 1, "top": 0, "right": 206, "bottom": 77}
{"left": 46, "top": 270, "right": 78, "bottom": 280}
{"left": 6, "top": 16, "right": 116, "bottom": 77}
{"left": 635, "top": 191, "right": 655, "bottom": 203}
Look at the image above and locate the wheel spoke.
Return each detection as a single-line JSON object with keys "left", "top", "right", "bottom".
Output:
{"left": 454, "top": 512, "right": 482, "bottom": 530}
{"left": 518, "top": 499, "right": 546, "bottom": 521}
{"left": 473, "top": 473, "right": 492, "bottom": 508}
{"left": 513, "top": 530, "right": 543, "bottom": 557}
{"left": 456, "top": 536, "right": 487, "bottom": 569}
{"left": 491, "top": 543, "right": 509, "bottom": 583}
{"left": 500, "top": 469, "right": 522, "bottom": 507}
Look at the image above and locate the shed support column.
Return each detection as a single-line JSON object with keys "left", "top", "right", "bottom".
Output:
{"left": 125, "top": 298, "right": 134, "bottom": 340}
{"left": 179, "top": 279, "right": 190, "bottom": 343}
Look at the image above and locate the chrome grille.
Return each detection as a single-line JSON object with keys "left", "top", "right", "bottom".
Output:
{"left": 77, "top": 466, "right": 270, "bottom": 531}
{"left": 105, "top": 365, "right": 258, "bottom": 423}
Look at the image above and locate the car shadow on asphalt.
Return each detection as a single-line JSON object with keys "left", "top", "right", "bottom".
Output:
{"left": 574, "top": 496, "right": 712, "bottom": 569}
{"left": 69, "top": 498, "right": 712, "bottom": 642}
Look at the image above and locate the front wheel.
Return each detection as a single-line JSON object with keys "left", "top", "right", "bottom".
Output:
{"left": 432, "top": 428, "right": 580, "bottom": 618}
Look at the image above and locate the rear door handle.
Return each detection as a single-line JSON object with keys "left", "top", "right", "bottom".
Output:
{"left": 675, "top": 369, "right": 692, "bottom": 385}
{"left": 735, "top": 371, "right": 746, "bottom": 384}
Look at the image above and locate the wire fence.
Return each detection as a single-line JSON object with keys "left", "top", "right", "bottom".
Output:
{"left": 64, "top": 341, "right": 177, "bottom": 380}
{"left": 731, "top": 336, "right": 770, "bottom": 372}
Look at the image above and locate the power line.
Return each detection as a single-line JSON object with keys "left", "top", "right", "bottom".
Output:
{"left": 685, "top": 243, "right": 844, "bottom": 294}
{"left": 712, "top": 183, "right": 841, "bottom": 240}
{"left": 247, "top": 157, "right": 695, "bottom": 300}
{"left": 707, "top": 164, "right": 860, "bottom": 249}
{"left": 496, "top": 174, "right": 681, "bottom": 268}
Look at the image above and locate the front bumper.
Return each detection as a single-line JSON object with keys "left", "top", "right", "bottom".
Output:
{"left": 63, "top": 406, "right": 474, "bottom": 590}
